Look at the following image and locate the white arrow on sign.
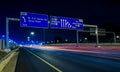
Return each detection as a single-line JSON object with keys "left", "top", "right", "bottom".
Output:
{"left": 22, "top": 16, "right": 26, "bottom": 23}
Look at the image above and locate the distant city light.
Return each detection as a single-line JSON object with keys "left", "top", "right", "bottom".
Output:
{"left": 9, "top": 39, "right": 13, "bottom": 43}
{"left": 57, "top": 40, "right": 59, "bottom": 43}
{"left": 30, "top": 45, "right": 33, "bottom": 47}
{"left": 31, "top": 40, "right": 34, "bottom": 43}
{"left": 51, "top": 41, "right": 53, "bottom": 43}
{"left": 39, "top": 43, "right": 43, "bottom": 45}
{"left": 19, "top": 44, "right": 23, "bottom": 47}
{"left": 36, "top": 41, "right": 39, "bottom": 43}
{"left": 65, "top": 39, "right": 68, "bottom": 42}
{"left": 9, "top": 41, "right": 11, "bottom": 43}
{"left": 84, "top": 37, "right": 88, "bottom": 40}
{"left": 27, "top": 36, "right": 30, "bottom": 39}
{"left": 80, "top": 39, "right": 82, "bottom": 42}
{"left": 47, "top": 41, "right": 50, "bottom": 44}
{"left": 27, "top": 36, "right": 30, "bottom": 41}
{"left": 2, "top": 35, "right": 5, "bottom": 38}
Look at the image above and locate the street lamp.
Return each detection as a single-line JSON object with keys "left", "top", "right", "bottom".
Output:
{"left": 116, "top": 35, "right": 120, "bottom": 43}
{"left": 116, "top": 36, "right": 120, "bottom": 39}
{"left": 30, "top": 32, "right": 35, "bottom": 35}
{"left": 30, "top": 32, "right": 35, "bottom": 45}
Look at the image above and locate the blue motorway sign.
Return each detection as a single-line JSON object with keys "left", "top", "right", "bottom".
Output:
{"left": 50, "top": 16, "right": 83, "bottom": 30}
{"left": 20, "top": 12, "right": 48, "bottom": 28}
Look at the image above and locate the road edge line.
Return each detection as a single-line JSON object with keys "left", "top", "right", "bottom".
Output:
{"left": 26, "top": 49, "right": 62, "bottom": 72}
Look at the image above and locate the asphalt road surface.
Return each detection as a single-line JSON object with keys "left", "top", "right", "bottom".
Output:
{"left": 15, "top": 47, "right": 120, "bottom": 72}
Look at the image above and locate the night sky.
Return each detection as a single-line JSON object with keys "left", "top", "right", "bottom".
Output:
{"left": 0, "top": 0, "right": 120, "bottom": 43}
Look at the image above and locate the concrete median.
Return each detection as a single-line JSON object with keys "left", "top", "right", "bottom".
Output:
{"left": 0, "top": 49, "right": 19, "bottom": 72}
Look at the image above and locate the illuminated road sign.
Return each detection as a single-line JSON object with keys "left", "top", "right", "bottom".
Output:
{"left": 50, "top": 16, "right": 83, "bottom": 30}
{"left": 20, "top": 12, "right": 48, "bottom": 28}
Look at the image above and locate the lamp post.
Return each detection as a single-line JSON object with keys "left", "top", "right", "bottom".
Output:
{"left": 6, "top": 17, "right": 20, "bottom": 52}
{"left": 116, "top": 36, "right": 119, "bottom": 39}
{"left": 116, "top": 35, "right": 120, "bottom": 43}
{"left": 27, "top": 36, "right": 30, "bottom": 45}
{"left": 27, "top": 36, "right": 30, "bottom": 41}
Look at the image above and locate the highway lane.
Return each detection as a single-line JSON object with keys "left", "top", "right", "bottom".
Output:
{"left": 15, "top": 47, "right": 120, "bottom": 72}
{"left": 15, "top": 48, "right": 57, "bottom": 72}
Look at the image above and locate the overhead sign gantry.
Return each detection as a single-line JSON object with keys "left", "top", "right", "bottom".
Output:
{"left": 5, "top": 12, "right": 101, "bottom": 52}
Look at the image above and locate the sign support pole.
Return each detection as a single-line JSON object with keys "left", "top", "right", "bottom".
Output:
{"left": 43, "top": 29, "right": 45, "bottom": 44}
{"left": 6, "top": 17, "right": 9, "bottom": 52}
{"left": 83, "top": 24, "right": 99, "bottom": 47}
{"left": 113, "top": 32, "right": 116, "bottom": 43}
{"left": 96, "top": 26, "right": 99, "bottom": 47}
{"left": 5, "top": 17, "right": 20, "bottom": 52}
{"left": 76, "top": 30, "right": 79, "bottom": 46}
